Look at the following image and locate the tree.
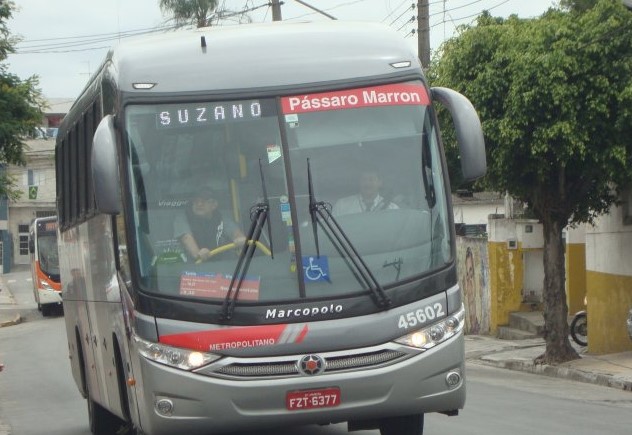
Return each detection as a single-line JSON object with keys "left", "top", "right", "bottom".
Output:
{"left": 428, "top": 0, "right": 632, "bottom": 363}
{"left": 0, "top": 1, "right": 44, "bottom": 200}
{"left": 559, "top": 0, "right": 599, "bottom": 11}
{"left": 159, "top": 0, "right": 219, "bottom": 28}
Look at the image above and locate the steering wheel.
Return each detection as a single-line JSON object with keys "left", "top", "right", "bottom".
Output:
{"left": 195, "top": 240, "right": 272, "bottom": 263}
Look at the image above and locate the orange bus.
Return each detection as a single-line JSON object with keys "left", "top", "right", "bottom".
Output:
{"left": 29, "top": 216, "right": 61, "bottom": 316}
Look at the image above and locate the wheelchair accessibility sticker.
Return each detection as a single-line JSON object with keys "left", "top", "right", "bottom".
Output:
{"left": 302, "top": 256, "right": 330, "bottom": 282}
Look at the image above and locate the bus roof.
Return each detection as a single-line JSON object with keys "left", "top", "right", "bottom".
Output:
{"left": 106, "top": 21, "right": 422, "bottom": 95}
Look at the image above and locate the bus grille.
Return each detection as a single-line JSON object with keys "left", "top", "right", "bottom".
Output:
{"left": 210, "top": 349, "right": 408, "bottom": 379}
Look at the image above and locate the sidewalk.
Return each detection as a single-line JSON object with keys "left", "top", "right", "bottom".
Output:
{"left": 0, "top": 277, "right": 22, "bottom": 328}
{"left": 465, "top": 334, "right": 632, "bottom": 391}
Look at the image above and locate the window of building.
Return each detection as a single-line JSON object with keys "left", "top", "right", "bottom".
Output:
{"left": 36, "top": 210, "right": 56, "bottom": 218}
{"left": 22, "top": 169, "right": 47, "bottom": 187}
{"left": 18, "top": 224, "right": 29, "bottom": 256}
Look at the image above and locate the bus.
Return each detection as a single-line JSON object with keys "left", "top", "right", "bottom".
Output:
{"left": 56, "top": 21, "right": 486, "bottom": 435}
{"left": 28, "top": 216, "right": 61, "bottom": 316}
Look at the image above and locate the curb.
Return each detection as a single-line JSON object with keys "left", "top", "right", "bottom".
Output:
{"left": 0, "top": 313, "right": 21, "bottom": 328}
{"left": 475, "top": 357, "right": 632, "bottom": 392}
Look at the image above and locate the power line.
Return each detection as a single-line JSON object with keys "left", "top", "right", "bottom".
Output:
{"left": 285, "top": 0, "right": 369, "bottom": 21}
{"left": 428, "top": 0, "right": 512, "bottom": 30}
{"left": 14, "top": 2, "right": 271, "bottom": 54}
{"left": 15, "top": 25, "right": 175, "bottom": 45}
{"left": 14, "top": 27, "right": 175, "bottom": 54}
{"left": 389, "top": 3, "right": 415, "bottom": 26}
{"left": 14, "top": 0, "right": 517, "bottom": 54}
{"left": 429, "top": 0, "right": 483, "bottom": 18}
{"left": 381, "top": 1, "right": 412, "bottom": 23}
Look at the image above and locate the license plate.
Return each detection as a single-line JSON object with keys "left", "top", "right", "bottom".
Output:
{"left": 286, "top": 387, "right": 341, "bottom": 410}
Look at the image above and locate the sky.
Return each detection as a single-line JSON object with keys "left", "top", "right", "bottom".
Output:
{"left": 6, "top": 0, "right": 557, "bottom": 100}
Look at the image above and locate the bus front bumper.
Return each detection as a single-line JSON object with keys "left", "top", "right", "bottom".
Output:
{"left": 133, "top": 333, "right": 465, "bottom": 435}
{"left": 38, "top": 288, "right": 63, "bottom": 305}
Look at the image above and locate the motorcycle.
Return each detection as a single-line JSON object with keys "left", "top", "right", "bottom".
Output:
{"left": 570, "top": 300, "right": 588, "bottom": 347}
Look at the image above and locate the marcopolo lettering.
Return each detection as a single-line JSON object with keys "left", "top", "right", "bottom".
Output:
{"left": 266, "top": 304, "right": 343, "bottom": 319}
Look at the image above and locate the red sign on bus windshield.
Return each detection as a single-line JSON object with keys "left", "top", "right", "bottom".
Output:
{"left": 281, "top": 83, "right": 429, "bottom": 114}
{"left": 179, "top": 272, "right": 260, "bottom": 301}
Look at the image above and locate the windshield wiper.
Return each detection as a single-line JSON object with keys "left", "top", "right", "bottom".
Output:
{"left": 306, "top": 158, "right": 391, "bottom": 309}
{"left": 221, "top": 160, "right": 272, "bottom": 321}
{"left": 307, "top": 159, "right": 321, "bottom": 257}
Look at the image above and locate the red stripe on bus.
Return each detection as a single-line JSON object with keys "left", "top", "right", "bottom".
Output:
{"left": 159, "top": 324, "right": 309, "bottom": 352}
{"left": 295, "top": 325, "right": 308, "bottom": 343}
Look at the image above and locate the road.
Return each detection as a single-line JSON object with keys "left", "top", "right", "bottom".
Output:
{"left": 1, "top": 269, "right": 632, "bottom": 435}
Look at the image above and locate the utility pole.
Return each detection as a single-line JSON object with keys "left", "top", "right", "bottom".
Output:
{"left": 272, "top": 0, "right": 283, "bottom": 21}
{"left": 417, "top": 0, "right": 430, "bottom": 69}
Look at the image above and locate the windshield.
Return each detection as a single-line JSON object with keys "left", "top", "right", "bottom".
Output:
{"left": 125, "top": 81, "right": 451, "bottom": 304}
{"left": 37, "top": 234, "right": 60, "bottom": 276}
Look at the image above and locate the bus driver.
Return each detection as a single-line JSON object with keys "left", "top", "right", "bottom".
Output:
{"left": 174, "top": 186, "right": 246, "bottom": 262}
{"left": 333, "top": 168, "right": 398, "bottom": 216}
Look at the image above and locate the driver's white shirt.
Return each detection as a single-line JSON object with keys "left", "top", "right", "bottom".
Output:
{"left": 333, "top": 194, "right": 398, "bottom": 216}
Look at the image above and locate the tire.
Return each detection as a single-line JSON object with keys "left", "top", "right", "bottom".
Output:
{"left": 379, "top": 414, "right": 424, "bottom": 435}
{"left": 113, "top": 338, "right": 142, "bottom": 435}
{"left": 82, "top": 343, "right": 124, "bottom": 434}
{"left": 570, "top": 312, "right": 588, "bottom": 347}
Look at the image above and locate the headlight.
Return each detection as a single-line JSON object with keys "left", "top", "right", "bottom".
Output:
{"left": 394, "top": 305, "right": 465, "bottom": 350}
{"left": 134, "top": 334, "right": 220, "bottom": 370}
{"left": 40, "top": 280, "right": 53, "bottom": 290}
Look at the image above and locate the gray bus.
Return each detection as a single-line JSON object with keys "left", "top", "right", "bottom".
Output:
{"left": 56, "top": 21, "right": 485, "bottom": 435}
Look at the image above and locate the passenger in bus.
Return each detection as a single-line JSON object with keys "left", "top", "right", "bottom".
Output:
{"left": 174, "top": 186, "right": 246, "bottom": 262}
{"left": 333, "top": 168, "right": 398, "bottom": 216}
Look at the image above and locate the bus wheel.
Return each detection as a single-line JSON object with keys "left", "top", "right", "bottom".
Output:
{"left": 85, "top": 366, "right": 124, "bottom": 434}
{"left": 379, "top": 414, "right": 424, "bottom": 435}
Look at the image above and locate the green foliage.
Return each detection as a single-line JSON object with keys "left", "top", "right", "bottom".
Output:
{"left": 429, "top": 0, "right": 632, "bottom": 226}
{"left": 0, "top": 0, "right": 16, "bottom": 59}
{"left": 559, "top": 0, "right": 599, "bottom": 12}
{"left": 0, "top": 1, "right": 45, "bottom": 199}
{"left": 159, "top": 0, "right": 219, "bottom": 28}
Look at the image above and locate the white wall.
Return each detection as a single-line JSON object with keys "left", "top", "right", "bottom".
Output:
{"left": 586, "top": 205, "right": 632, "bottom": 277}
{"left": 453, "top": 203, "right": 503, "bottom": 226}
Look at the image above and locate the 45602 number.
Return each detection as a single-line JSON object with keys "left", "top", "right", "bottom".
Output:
{"left": 398, "top": 303, "right": 445, "bottom": 329}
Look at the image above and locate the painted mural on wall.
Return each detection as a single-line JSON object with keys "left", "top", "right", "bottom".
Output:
{"left": 457, "top": 237, "right": 491, "bottom": 334}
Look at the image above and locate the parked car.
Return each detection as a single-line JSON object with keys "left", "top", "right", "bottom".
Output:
{"left": 46, "top": 127, "right": 58, "bottom": 138}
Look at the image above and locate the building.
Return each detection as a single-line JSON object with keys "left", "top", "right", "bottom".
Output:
{"left": 1, "top": 98, "right": 72, "bottom": 269}
{"left": 452, "top": 190, "right": 509, "bottom": 236}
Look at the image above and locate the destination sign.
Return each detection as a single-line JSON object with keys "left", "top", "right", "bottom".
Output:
{"left": 37, "top": 220, "right": 58, "bottom": 233}
{"left": 281, "top": 83, "right": 430, "bottom": 114}
{"left": 156, "top": 99, "right": 274, "bottom": 129}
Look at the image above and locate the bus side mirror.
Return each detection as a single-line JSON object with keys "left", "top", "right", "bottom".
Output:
{"left": 28, "top": 237, "right": 34, "bottom": 254}
{"left": 92, "top": 115, "right": 121, "bottom": 214}
{"left": 431, "top": 87, "right": 487, "bottom": 182}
